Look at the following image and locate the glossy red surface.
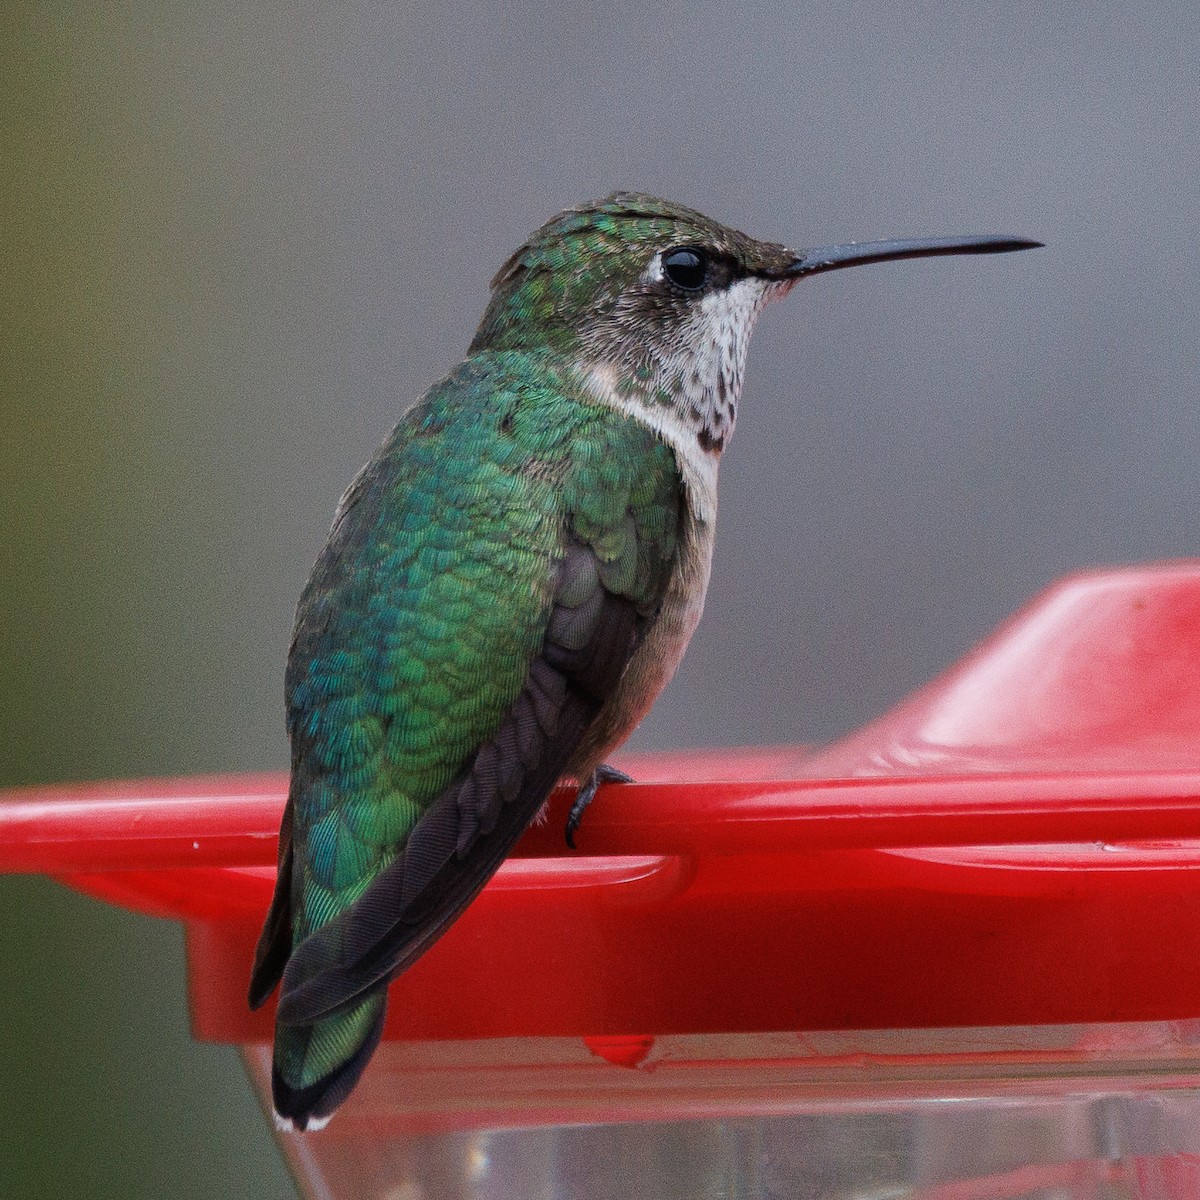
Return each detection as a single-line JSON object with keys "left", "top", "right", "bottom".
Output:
{"left": 4, "top": 562, "right": 1200, "bottom": 1043}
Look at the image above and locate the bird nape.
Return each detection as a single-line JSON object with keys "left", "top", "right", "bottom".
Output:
{"left": 248, "top": 192, "right": 1042, "bottom": 1130}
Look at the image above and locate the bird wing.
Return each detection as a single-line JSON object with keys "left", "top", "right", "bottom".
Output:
{"left": 249, "top": 353, "right": 682, "bottom": 1024}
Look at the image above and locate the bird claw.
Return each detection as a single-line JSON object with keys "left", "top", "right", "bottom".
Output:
{"left": 565, "top": 763, "right": 633, "bottom": 848}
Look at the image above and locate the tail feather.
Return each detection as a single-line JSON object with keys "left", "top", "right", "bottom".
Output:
{"left": 271, "top": 991, "right": 387, "bottom": 1132}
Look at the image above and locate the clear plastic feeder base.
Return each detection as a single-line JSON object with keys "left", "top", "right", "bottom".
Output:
{"left": 242, "top": 1024, "right": 1200, "bottom": 1200}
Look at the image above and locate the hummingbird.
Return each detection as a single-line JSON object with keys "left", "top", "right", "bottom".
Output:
{"left": 248, "top": 192, "right": 1040, "bottom": 1130}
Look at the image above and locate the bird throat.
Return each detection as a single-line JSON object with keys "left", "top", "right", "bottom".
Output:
{"left": 583, "top": 277, "right": 773, "bottom": 465}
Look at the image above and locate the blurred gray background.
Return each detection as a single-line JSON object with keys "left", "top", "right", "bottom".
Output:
{"left": 3, "top": 2, "right": 1198, "bottom": 1196}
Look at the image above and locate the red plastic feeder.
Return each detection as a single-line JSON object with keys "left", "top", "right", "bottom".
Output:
{"left": 7, "top": 562, "right": 1200, "bottom": 1198}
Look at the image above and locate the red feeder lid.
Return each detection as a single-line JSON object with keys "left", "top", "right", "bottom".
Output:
{"left": 4, "top": 562, "right": 1200, "bottom": 1044}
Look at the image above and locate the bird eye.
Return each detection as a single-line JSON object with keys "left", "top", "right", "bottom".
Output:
{"left": 662, "top": 247, "right": 708, "bottom": 291}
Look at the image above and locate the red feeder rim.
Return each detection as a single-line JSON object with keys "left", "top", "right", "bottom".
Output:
{"left": 4, "top": 562, "right": 1200, "bottom": 1044}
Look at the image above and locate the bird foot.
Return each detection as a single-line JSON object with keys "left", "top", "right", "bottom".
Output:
{"left": 565, "top": 763, "right": 633, "bottom": 849}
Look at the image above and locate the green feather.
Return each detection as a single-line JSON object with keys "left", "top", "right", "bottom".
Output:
{"left": 274, "top": 348, "right": 681, "bottom": 1101}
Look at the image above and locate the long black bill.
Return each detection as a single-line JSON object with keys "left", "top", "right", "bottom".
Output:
{"left": 778, "top": 234, "right": 1043, "bottom": 279}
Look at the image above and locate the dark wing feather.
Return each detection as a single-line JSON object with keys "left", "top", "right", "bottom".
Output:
{"left": 248, "top": 793, "right": 295, "bottom": 1009}
{"left": 275, "top": 542, "right": 642, "bottom": 1026}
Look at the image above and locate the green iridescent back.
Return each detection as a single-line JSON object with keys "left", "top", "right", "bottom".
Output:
{"left": 262, "top": 346, "right": 683, "bottom": 1111}
{"left": 286, "top": 349, "right": 681, "bottom": 942}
